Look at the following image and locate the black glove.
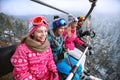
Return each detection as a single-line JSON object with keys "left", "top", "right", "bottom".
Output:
{"left": 82, "top": 43, "right": 92, "bottom": 50}
{"left": 88, "top": 45, "right": 92, "bottom": 50}
{"left": 81, "top": 31, "right": 90, "bottom": 37}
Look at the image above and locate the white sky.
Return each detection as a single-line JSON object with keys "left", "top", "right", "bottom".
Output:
{"left": 0, "top": 0, "right": 120, "bottom": 16}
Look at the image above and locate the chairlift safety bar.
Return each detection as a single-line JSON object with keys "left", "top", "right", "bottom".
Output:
{"left": 66, "top": 47, "right": 88, "bottom": 80}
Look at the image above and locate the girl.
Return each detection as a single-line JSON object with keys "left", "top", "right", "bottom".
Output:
{"left": 11, "top": 16, "right": 58, "bottom": 80}
{"left": 63, "top": 17, "right": 86, "bottom": 72}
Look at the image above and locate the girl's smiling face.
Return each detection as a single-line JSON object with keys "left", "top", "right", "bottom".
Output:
{"left": 57, "top": 26, "right": 65, "bottom": 35}
{"left": 33, "top": 26, "right": 47, "bottom": 42}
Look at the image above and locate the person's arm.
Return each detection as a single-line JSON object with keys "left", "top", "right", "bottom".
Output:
{"left": 11, "top": 45, "right": 36, "bottom": 80}
{"left": 74, "top": 37, "right": 84, "bottom": 46}
{"left": 47, "top": 46, "right": 58, "bottom": 80}
{"left": 77, "top": 28, "right": 83, "bottom": 38}
{"left": 81, "top": 30, "right": 90, "bottom": 37}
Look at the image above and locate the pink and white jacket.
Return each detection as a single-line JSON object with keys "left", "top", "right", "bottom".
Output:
{"left": 11, "top": 43, "right": 58, "bottom": 80}
{"left": 63, "top": 29, "right": 84, "bottom": 50}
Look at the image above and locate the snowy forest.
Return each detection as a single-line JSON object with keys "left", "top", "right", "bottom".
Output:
{"left": 0, "top": 13, "right": 28, "bottom": 45}
{"left": 86, "top": 13, "right": 120, "bottom": 80}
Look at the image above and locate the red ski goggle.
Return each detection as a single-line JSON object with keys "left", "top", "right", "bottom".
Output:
{"left": 32, "top": 16, "right": 48, "bottom": 26}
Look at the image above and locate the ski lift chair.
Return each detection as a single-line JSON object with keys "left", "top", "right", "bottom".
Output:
{"left": 0, "top": 45, "right": 16, "bottom": 77}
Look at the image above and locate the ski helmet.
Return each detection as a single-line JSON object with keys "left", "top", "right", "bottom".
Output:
{"left": 52, "top": 18, "right": 67, "bottom": 28}
{"left": 78, "top": 16, "right": 85, "bottom": 22}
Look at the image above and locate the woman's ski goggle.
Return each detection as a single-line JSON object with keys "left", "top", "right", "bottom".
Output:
{"left": 53, "top": 18, "right": 67, "bottom": 28}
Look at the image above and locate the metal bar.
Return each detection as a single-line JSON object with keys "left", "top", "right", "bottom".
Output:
{"left": 31, "top": 0, "right": 70, "bottom": 15}
{"left": 66, "top": 47, "right": 88, "bottom": 80}
{"left": 76, "top": 47, "right": 88, "bottom": 67}
{"left": 84, "top": 0, "right": 97, "bottom": 20}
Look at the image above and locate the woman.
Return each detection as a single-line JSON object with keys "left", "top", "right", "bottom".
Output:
{"left": 48, "top": 18, "right": 82, "bottom": 80}
{"left": 11, "top": 16, "right": 58, "bottom": 80}
{"left": 63, "top": 17, "right": 86, "bottom": 72}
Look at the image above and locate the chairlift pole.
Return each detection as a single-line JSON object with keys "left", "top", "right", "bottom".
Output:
{"left": 66, "top": 47, "right": 88, "bottom": 80}
{"left": 84, "top": 0, "right": 97, "bottom": 20}
{"left": 31, "top": 0, "right": 71, "bottom": 15}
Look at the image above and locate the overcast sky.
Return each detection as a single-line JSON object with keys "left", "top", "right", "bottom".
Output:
{"left": 0, "top": 0, "right": 120, "bottom": 16}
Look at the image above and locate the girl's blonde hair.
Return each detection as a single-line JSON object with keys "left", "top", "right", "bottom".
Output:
{"left": 66, "top": 22, "right": 77, "bottom": 37}
{"left": 20, "top": 34, "right": 31, "bottom": 44}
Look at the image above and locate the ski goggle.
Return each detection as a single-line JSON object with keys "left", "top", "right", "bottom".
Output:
{"left": 78, "top": 16, "right": 85, "bottom": 22}
{"left": 28, "top": 16, "right": 48, "bottom": 32}
{"left": 32, "top": 16, "right": 48, "bottom": 26}
{"left": 53, "top": 18, "right": 67, "bottom": 28}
